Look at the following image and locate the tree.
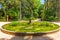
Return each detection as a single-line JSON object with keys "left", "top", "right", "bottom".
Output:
{"left": 0, "top": 0, "right": 20, "bottom": 21}
{"left": 21, "top": 0, "right": 41, "bottom": 23}
{"left": 41, "top": 0, "right": 58, "bottom": 21}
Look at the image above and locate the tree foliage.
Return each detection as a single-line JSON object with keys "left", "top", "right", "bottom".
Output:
{"left": 41, "top": 0, "right": 58, "bottom": 21}
{"left": 0, "top": 0, "right": 58, "bottom": 21}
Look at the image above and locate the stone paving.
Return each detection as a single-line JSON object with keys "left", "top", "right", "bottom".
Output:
{"left": 0, "top": 22, "right": 60, "bottom": 40}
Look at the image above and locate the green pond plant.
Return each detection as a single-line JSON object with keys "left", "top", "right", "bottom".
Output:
{"left": 2, "top": 21, "right": 60, "bottom": 32}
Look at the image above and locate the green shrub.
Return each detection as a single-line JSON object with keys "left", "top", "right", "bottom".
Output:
{"left": 7, "top": 8, "right": 19, "bottom": 21}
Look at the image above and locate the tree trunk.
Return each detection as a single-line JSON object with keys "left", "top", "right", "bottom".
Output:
{"left": 19, "top": 1, "right": 22, "bottom": 21}
{"left": 28, "top": 18, "right": 32, "bottom": 24}
{"left": 3, "top": 8, "right": 6, "bottom": 21}
{"left": 58, "top": 0, "right": 60, "bottom": 18}
{"left": 6, "top": 15, "right": 9, "bottom": 22}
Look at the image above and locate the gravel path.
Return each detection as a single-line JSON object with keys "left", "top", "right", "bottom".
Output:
{"left": 0, "top": 22, "right": 60, "bottom": 40}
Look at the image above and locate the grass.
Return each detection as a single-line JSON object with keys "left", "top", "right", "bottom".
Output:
{"left": 3, "top": 21, "right": 60, "bottom": 32}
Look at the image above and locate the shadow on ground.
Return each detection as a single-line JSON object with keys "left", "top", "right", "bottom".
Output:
{"left": 0, "top": 35, "right": 53, "bottom": 40}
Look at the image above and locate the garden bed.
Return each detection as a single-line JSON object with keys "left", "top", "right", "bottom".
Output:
{"left": 1, "top": 21, "right": 60, "bottom": 36}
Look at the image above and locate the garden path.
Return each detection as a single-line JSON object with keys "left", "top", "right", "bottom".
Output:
{"left": 0, "top": 22, "right": 60, "bottom": 40}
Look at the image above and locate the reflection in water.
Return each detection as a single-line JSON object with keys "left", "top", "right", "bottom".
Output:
{"left": 0, "top": 35, "right": 53, "bottom": 40}
{"left": 24, "top": 36, "right": 32, "bottom": 40}
{"left": 32, "top": 36, "right": 53, "bottom": 40}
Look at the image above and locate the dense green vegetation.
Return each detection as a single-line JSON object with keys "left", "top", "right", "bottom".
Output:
{"left": 0, "top": 0, "right": 58, "bottom": 21}
{"left": 43, "top": 0, "right": 58, "bottom": 21}
{"left": 3, "top": 21, "right": 59, "bottom": 32}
